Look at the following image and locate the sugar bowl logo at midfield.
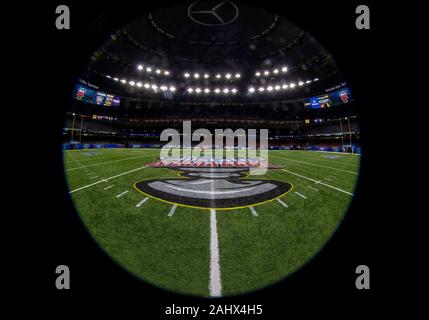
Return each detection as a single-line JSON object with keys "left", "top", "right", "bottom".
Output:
{"left": 135, "top": 163, "right": 292, "bottom": 210}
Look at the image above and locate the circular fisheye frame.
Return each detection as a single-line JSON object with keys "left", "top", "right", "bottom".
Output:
{"left": 64, "top": 1, "right": 360, "bottom": 297}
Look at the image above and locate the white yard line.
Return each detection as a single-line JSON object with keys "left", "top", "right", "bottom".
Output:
{"left": 167, "top": 204, "right": 178, "bottom": 217}
{"left": 116, "top": 190, "right": 129, "bottom": 198}
{"left": 249, "top": 206, "right": 258, "bottom": 217}
{"left": 136, "top": 197, "right": 149, "bottom": 208}
{"left": 277, "top": 199, "right": 289, "bottom": 208}
{"left": 295, "top": 192, "right": 307, "bottom": 199}
{"left": 282, "top": 169, "right": 353, "bottom": 196}
{"left": 269, "top": 154, "right": 358, "bottom": 175}
{"left": 65, "top": 154, "right": 154, "bottom": 172}
{"left": 103, "top": 185, "right": 115, "bottom": 190}
{"left": 69, "top": 166, "right": 147, "bottom": 194}
{"left": 209, "top": 209, "right": 222, "bottom": 297}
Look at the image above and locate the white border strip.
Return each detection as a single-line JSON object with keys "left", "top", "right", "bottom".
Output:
{"left": 282, "top": 169, "right": 353, "bottom": 196}
{"left": 269, "top": 154, "right": 358, "bottom": 175}
{"left": 65, "top": 154, "right": 154, "bottom": 172}
{"left": 167, "top": 204, "right": 177, "bottom": 217}
{"left": 249, "top": 206, "right": 258, "bottom": 217}
{"left": 277, "top": 198, "right": 289, "bottom": 208}
{"left": 116, "top": 190, "right": 129, "bottom": 198}
{"left": 136, "top": 197, "right": 149, "bottom": 208}
{"left": 69, "top": 166, "right": 147, "bottom": 194}
{"left": 294, "top": 192, "right": 307, "bottom": 199}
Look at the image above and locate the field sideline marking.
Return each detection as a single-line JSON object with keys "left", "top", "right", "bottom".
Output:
{"left": 69, "top": 166, "right": 147, "bottom": 194}
{"left": 136, "top": 197, "right": 149, "bottom": 208}
{"left": 295, "top": 192, "right": 307, "bottom": 199}
{"left": 209, "top": 209, "right": 222, "bottom": 297}
{"left": 282, "top": 169, "right": 353, "bottom": 196}
{"left": 269, "top": 154, "right": 358, "bottom": 175}
{"left": 277, "top": 199, "right": 288, "bottom": 208}
{"left": 65, "top": 154, "right": 155, "bottom": 171}
{"left": 168, "top": 204, "right": 177, "bottom": 217}
{"left": 103, "top": 185, "right": 115, "bottom": 190}
{"left": 116, "top": 190, "right": 129, "bottom": 198}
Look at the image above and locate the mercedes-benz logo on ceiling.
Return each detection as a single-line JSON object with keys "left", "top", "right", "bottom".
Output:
{"left": 188, "top": 1, "right": 239, "bottom": 27}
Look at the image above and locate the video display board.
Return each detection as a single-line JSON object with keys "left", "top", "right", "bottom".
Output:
{"left": 304, "top": 87, "right": 352, "bottom": 109}
{"left": 73, "top": 83, "right": 121, "bottom": 106}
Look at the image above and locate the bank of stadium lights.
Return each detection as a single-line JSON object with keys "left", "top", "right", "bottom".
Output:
{"left": 106, "top": 74, "right": 176, "bottom": 93}
{"left": 137, "top": 64, "right": 171, "bottom": 77}
{"left": 255, "top": 66, "right": 288, "bottom": 77}
{"left": 186, "top": 87, "right": 238, "bottom": 95}
{"left": 183, "top": 72, "right": 241, "bottom": 80}
{"left": 248, "top": 79, "right": 314, "bottom": 94}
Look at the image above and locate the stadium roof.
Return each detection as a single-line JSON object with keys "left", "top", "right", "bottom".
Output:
{"left": 80, "top": 1, "right": 345, "bottom": 104}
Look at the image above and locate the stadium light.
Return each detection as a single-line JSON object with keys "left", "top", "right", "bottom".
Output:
{"left": 146, "top": 67, "right": 152, "bottom": 72}
{"left": 137, "top": 65, "right": 143, "bottom": 70}
{"left": 169, "top": 86, "right": 176, "bottom": 92}
{"left": 255, "top": 72, "right": 261, "bottom": 77}
{"left": 215, "top": 74, "right": 221, "bottom": 79}
{"left": 267, "top": 86, "right": 273, "bottom": 92}
{"left": 187, "top": 88, "right": 194, "bottom": 93}
{"left": 113, "top": 77, "right": 119, "bottom": 81}
{"left": 225, "top": 73, "right": 232, "bottom": 79}
{"left": 298, "top": 81, "right": 304, "bottom": 86}
{"left": 248, "top": 87, "right": 255, "bottom": 93}
{"left": 306, "top": 80, "right": 312, "bottom": 84}
{"left": 282, "top": 84, "right": 288, "bottom": 89}
{"left": 164, "top": 71, "right": 170, "bottom": 76}
{"left": 204, "top": 88, "right": 210, "bottom": 94}
{"left": 156, "top": 69, "right": 161, "bottom": 74}
{"left": 120, "top": 79, "right": 127, "bottom": 83}
{"left": 223, "top": 88, "right": 230, "bottom": 94}
{"left": 258, "top": 87, "right": 265, "bottom": 92}
{"left": 231, "top": 88, "right": 238, "bottom": 94}
{"left": 214, "top": 88, "right": 221, "bottom": 94}
{"left": 151, "top": 84, "right": 158, "bottom": 91}
{"left": 195, "top": 88, "right": 202, "bottom": 93}
{"left": 160, "top": 85, "right": 168, "bottom": 91}
{"left": 264, "top": 70, "right": 270, "bottom": 76}
{"left": 194, "top": 73, "right": 200, "bottom": 79}
{"left": 273, "top": 69, "right": 279, "bottom": 74}
{"left": 184, "top": 73, "right": 190, "bottom": 78}
{"left": 129, "top": 81, "right": 135, "bottom": 86}
{"left": 282, "top": 66, "right": 288, "bottom": 72}
{"left": 144, "top": 83, "right": 150, "bottom": 89}
{"left": 235, "top": 73, "right": 241, "bottom": 79}
{"left": 314, "top": 78, "right": 319, "bottom": 81}
{"left": 106, "top": 75, "right": 111, "bottom": 78}
{"left": 204, "top": 73, "right": 210, "bottom": 79}
{"left": 136, "top": 82, "right": 142, "bottom": 87}
{"left": 289, "top": 82, "right": 296, "bottom": 88}
{"left": 275, "top": 85, "right": 281, "bottom": 91}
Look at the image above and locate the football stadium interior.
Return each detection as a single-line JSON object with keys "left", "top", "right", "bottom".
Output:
{"left": 63, "top": 1, "right": 360, "bottom": 297}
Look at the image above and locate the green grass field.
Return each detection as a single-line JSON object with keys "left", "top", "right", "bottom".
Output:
{"left": 64, "top": 148, "right": 360, "bottom": 297}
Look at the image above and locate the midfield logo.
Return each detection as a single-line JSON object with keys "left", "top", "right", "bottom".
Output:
{"left": 134, "top": 166, "right": 292, "bottom": 210}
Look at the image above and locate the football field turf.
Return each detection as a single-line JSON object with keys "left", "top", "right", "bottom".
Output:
{"left": 64, "top": 148, "right": 360, "bottom": 296}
